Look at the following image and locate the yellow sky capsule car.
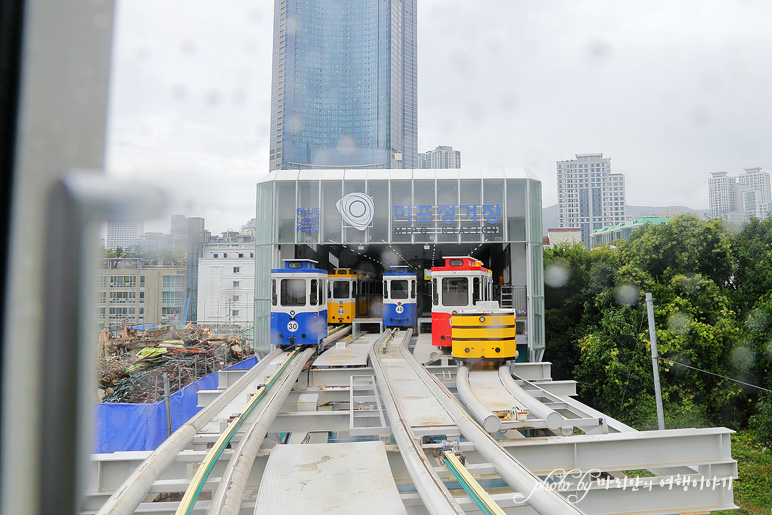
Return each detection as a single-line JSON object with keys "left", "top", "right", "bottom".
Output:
{"left": 451, "top": 308, "right": 517, "bottom": 361}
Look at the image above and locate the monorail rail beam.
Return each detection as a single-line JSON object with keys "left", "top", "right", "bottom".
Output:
{"left": 456, "top": 365, "right": 501, "bottom": 433}
{"left": 208, "top": 348, "right": 314, "bottom": 515}
{"left": 397, "top": 336, "right": 585, "bottom": 515}
{"left": 370, "top": 330, "right": 465, "bottom": 515}
{"left": 176, "top": 349, "right": 304, "bottom": 514}
{"left": 498, "top": 365, "right": 563, "bottom": 430}
{"left": 96, "top": 348, "right": 284, "bottom": 515}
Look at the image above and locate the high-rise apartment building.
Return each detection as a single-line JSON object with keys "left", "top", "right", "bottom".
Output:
{"left": 556, "top": 153, "right": 626, "bottom": 247}
{"left": 105, "top": 221, "right": 143, "bottom": 251}
{"left": 185, "top": 217, "right": 206, "bottom": 322}
{"left": 419, "top": 145, "right": 461, "bottom": 169}
{"left": 709, "top": 168, "right": 771, "bottom": 222}
{"left": 269, "top": 0, "right": 418, "bottom": 171}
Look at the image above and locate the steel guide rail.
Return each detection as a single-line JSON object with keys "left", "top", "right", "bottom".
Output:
{"left": 440, "top": 450, "right": 507, "bottom": 515}
{"left": 96, "top": 348, "right": 285, "bottom": 515}
{"left": 395, "top": 334, "right": 586, "bottom": 515}
{"left": 175, "top": 348, "right": 303, "bottom": 515}
{"left": 369, "top": 329, "right": 465, "bottom": 515}
{"left": 207, "top": 347, "right": 314, "bottom": 515}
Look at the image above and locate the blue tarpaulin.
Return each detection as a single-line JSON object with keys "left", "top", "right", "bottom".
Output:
{"left": 129, "top": 324, "right": 160, "bottom": 330}
{"left": 94, "top": 356, "right": 257, "bottom": 453}
{"left": 227, "top": 356, "right": 257, "bottom": 370}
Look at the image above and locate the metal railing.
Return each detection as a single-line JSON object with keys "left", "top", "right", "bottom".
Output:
{"left": 499, "top": 285, "right": 527, "bottom": 312}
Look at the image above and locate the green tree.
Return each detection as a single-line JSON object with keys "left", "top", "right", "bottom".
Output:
{"left": 543, "top": 243, "right": 617, "bottom": 379}
{"left": 617, "top": 214, "right": 734, "bottom": 287}
{"left": 730, "top": 217, "right": 772, "bottom": 316}
{"left": 574, "top": 305, "right": 658, "bottom": 428}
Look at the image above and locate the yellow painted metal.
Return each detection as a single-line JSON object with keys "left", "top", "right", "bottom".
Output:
{"left": 328, "top": 299, "right": 355, "bottom": 324}
{"left": 442, "top": 451, "right": 508, "bottom": 515}
{"left": 451, "top": 312, "right": 517, "bottom": 360}
{"left": 175, "top": 349, "right": 300, "bottom": 515}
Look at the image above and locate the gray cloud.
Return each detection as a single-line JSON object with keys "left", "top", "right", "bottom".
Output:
{"left": 108, "top": 0, "right": 772, "bottom": 233}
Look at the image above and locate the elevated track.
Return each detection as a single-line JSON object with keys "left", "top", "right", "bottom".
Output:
{"left": 85, "top": 329, "right": 737, "bottom": 514}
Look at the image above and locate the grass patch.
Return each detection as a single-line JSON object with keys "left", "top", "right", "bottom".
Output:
{"left": 715, "top": 431, "right": 772, "bottom": 515}
{"left": 623, "top": 469, "right": 655, "bottom": 478}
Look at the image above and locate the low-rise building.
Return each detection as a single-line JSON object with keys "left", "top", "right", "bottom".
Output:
{"left": 590, "top": 217, "right": 670, "bottom": 248}
{"left": 545, "top": 228, "right": 582, "bottom": 248}
{"left": 97, "top": 258, "right": 186, "bottom": 331}
{"left": 197, "top": 242, "right": 255, "bottom": 323}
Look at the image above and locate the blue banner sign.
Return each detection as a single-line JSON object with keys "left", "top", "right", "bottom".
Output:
{"left": 393, "top": 204, "right": 501, "bottom": 225}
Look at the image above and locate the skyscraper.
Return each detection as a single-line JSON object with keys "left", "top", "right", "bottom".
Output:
{"left": 556, "top": 153, "right": 626, "bottom": 247}
{"left": 269, "top": 0, "right": 417, "bottom": 171}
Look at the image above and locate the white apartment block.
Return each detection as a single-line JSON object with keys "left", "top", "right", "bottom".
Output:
{"left": 197, "top": 242, "right": 255, "bottom": 323}
{"left": 105, "top": 221, "right": 143, "bottom": 251}
{"left": 709, "top": 168, "right": 771, "bottom": 222}
{"left": 419, "top": 145, "right": 461, "bottom": 169}
{"left": 556, "top": 153, "right": 627, "bottom": 247}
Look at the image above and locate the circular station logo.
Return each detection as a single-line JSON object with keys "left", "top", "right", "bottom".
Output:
{"left": 336, "top": 193, "right": 374, "bottom": 231}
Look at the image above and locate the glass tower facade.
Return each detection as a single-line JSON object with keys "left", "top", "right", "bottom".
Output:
{"left": 269, "top": 0, "right": 418, "bottom": 171}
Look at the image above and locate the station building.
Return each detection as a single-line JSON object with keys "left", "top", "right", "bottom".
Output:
{"left": 254, "top": 169, "right": 545, "bottom": 361}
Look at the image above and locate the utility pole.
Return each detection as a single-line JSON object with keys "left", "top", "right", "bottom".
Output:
{"left": 646, "top": 291, "right": 666, "bottom": 430}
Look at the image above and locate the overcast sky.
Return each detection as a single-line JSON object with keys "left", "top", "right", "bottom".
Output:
{"left": 106, "top": 0, "right": 772, "bottom": 235}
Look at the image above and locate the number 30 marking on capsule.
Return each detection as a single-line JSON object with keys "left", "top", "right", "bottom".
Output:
{"left": 287, "top": 321, "right": 299, "bottom": 332}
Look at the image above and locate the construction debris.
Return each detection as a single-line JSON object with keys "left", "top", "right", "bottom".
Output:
{"left": 97, "top": 324, "right": 254, "bottom": 403}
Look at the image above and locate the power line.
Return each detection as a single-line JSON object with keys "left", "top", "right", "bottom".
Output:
{"left": 660, "top": 357, "right": 772, "bottom": 393}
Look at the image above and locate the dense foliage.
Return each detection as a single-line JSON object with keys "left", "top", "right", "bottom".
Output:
{"left": 545, "top": 214, "right": 772, "bottom": 431}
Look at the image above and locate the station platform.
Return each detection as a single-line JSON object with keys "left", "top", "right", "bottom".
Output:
{"left": 254, "top": 441, "right": 407, "bottom": 514}
{"left": 380, "top": 339, "right": 455, "bottom": 432}
{"left": 314, "top": 332, "right": 380, "bottom": 367}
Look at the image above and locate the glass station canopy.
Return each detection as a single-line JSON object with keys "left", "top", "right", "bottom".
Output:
{"left": 254, "top": 168, "right": 545, "bottom": 358}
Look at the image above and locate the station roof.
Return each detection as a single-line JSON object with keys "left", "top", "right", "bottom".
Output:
{"left": 257, "top": 168, "right": 541, "bottom": 184}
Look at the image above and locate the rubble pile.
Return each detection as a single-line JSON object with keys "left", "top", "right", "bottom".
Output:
{"left": 97, "top": 323, "right": 253, "bottom": 403}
